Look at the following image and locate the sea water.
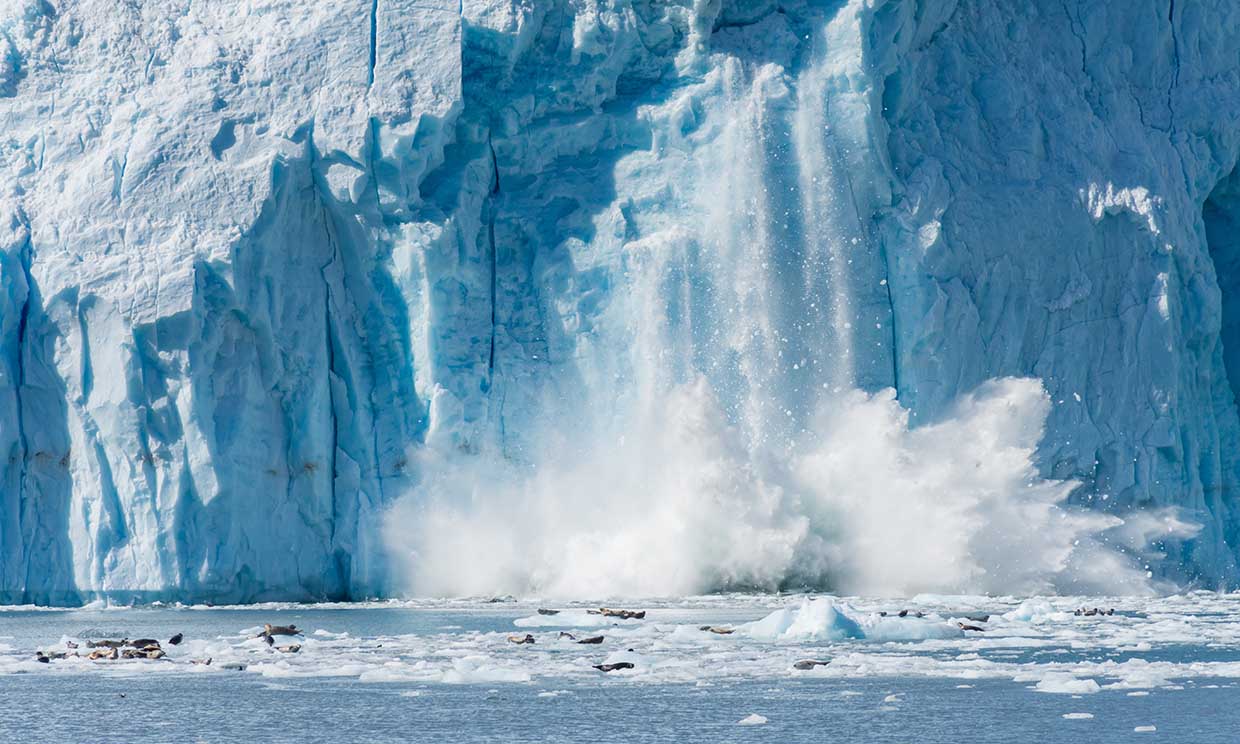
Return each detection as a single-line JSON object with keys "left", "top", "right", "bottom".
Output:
{"left": 3, "top": 594, "right": 1240, "bottom": 742}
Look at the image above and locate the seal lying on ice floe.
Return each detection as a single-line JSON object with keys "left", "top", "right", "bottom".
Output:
{"left": 87, "top": 639, "right": 127, "bottom": 649}
{"left": 260, "top": 624, "right": 302, "bottom": 645}
{"left": 589, "top": 608, "right": 645, "bottom": 620}
{"left": 792, "top": 659, "right": 830, "bottom": 670}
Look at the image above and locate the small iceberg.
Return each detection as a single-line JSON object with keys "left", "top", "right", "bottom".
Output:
{"left": 743, "top": 598, "right": 960, "bottom": 642}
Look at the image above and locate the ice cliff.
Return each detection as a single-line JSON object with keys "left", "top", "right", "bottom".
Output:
{"left": 3, "top": 0, "right": 1240, "bottom": 603}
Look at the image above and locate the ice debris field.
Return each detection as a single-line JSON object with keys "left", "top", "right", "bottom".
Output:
{"left": 3, "top": 594, "right": 1240, "bottom": 740}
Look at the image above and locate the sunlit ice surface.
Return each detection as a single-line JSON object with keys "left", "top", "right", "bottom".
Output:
{"left": 3, "top": 594, "right": 1240, "bottom": 742}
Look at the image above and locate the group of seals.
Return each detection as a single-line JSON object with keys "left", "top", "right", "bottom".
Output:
{"left": 1075, "top": 607, "right": 1115, "bottom": 616}
{"left": 588, "top": 608, "right": 646, "bottom": 620}
{"left": 37, "top": 633, "right": 184, "bottom": 664}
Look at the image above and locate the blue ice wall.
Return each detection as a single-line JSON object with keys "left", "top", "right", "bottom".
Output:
{"left": 2, "top": 0, "right": 1240, "bottom": 602}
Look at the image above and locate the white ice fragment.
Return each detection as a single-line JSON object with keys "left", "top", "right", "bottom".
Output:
{"left": 737, "top": 714, "right": 768, "bottom": 726}
{"left": 1034, "top": 675, "right": 1101, "bottom": 694}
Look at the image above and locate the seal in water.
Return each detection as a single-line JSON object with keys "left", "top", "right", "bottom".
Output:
{"left": 699, "top": 626, "right": 735, "bottom": 634}
{"left": 168, "top": 633, "right": 184, "bottom": 646}
{"left": 507, "top": 634, "right": 535, "bottom": 645}
{"left": 793, "top": 659, "right": 830, "bottom": 670}
{"left": 593, "top": 662, "right": 635, "bottom": 672}
{"left": 577, "top": 636, "right": 605, "bottom": 644}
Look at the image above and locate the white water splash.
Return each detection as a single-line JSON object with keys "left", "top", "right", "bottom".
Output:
{"left": 384, "top": 376, "right": 1193, "bottom": 598}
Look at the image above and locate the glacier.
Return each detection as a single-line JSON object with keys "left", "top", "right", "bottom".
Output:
{"left": 2, "top": 0, "right": 1240, "bottom": 603}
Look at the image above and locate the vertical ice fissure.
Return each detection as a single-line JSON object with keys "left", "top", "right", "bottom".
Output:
{"left": 13, "top": 224, "right": 33, "bottom": 601}
{"left": 367, "top": 0, "right": 379, "bottom": 89}
{"left": 485, "top": 136, "right": 501, "bottom": 396}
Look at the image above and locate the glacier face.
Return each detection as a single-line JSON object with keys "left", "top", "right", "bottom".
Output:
{"left": 2, "top": 0, "right": 1240, "bottom": 602}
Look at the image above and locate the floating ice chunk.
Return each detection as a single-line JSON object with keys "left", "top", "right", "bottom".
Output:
{"left": 1134, "top": 726, "right": 1157, "bottom": 733}
{"left": 737, "top": 714, "right": 768, "bottom": 726}
{"left": 1034, "top": 674, "right": 1101, "bottom": 694}
{"left": 744, "top": 598, "right": 959, "bottom": 642}
{"left": 742, "top": 598, "right": 864, "bottom": 641}
{"left": 1062, "top": 713, "right": 1094, "bottom": 720}
{"left": 864, "top": 615, "right": 962, "bottom": 641}
{"left": 442, "top": 656, "right": 530, "bottom": 684}
{"left": 1003, "top": 598, "right": 1059, "bottom": 622}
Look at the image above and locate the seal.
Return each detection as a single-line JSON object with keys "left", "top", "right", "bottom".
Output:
{"left": 87, "top": 639, "right": 126, "bottom": 649}
{"left": 507, "top": 634, "right": 535, "bottom": 645}
{"left": 558, "top": 631, "right": 576, "bottom": 640}
{"left": 793, "top": 659, "right": 830, "bottom": 670}
{"left": 36, "top": 650, "right": 71, "bottom": 663}
{"left": 593, "top": 662, "right": 635, "bottom": 672}
{"left": 699, "top": 626, "right": 735, "bottom": 634}
{"left": 168, "top": 633, "right": 184, "bottom": 646}
{"left": 957, "top": 622, "right": 985, "bottom": 632}
{"left": 127, "top": 639, "right": 161, "bottom": 648}
{"left": 89, "top": 647, "right": 119, "bottom": 661}
{"left": 537, "top": 609, "right": 560, "bottom": 616}
{"left": 263, "top": 624, "right": 301, "bottom": 637}
{"left": 277, "top": 644, "right": 302, "bottom": 653}
{"left": 576, "top": 635, "right": 605, "bottom": 644}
